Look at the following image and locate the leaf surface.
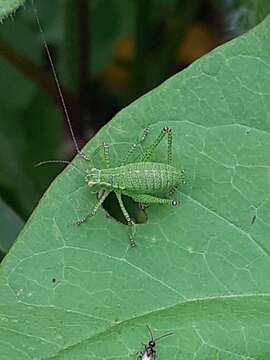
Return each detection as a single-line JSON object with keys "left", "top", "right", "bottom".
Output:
{"left": 1, "top": 15, "right": 270, "bottom": 360}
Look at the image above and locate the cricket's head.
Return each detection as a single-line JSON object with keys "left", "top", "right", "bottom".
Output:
{"left": 85, "top": 168, "right": 101, "bottom": 186}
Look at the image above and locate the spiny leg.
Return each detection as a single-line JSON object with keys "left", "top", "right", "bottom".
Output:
{"left": 121, "top": 127, "right": 149, "bottom": 165}
{"left": 139, "top": 127, "right": 172, "bottom": 165}
{"left": 80, "top": 143, "right": 103, "bottom": 166}
{"left": 102, "top": 142, "right": 111, "bottom": 169}
{"left": 115, "top": 192, "right": 136, "bottom": 247}
{"left": 84, "top": 142, "right": 111, "bottom": 168}
{"left": 74, "top": 189, "right": 110, "bottom": 225}
{"left": 168, "top": 185, "right": 178, "bottom": 197}
{"left": 167, "top": 127, "right": 172, "bottom": 165}
{"left": 127, "top": 193, "right": 178, "bottom": 207}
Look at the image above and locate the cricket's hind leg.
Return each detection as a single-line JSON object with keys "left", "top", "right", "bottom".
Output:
{"left": 127, "top": 193, "right": 178, "bottom": 207}
{"left": 115, "top": 192, "right": 136, "bottom": 247}
{"left": 139, "top": 126, "right": 173, "bottom": 165}
{"left": 74, "top": 189, "right": 110, "bottom": 225}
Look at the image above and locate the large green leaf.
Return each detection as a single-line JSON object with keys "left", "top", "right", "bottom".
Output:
{"left": 1, "top": 15, "right": 270, "bottom": 360}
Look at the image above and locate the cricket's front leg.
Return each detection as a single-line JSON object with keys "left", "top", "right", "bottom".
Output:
{"left": 74, "top": 189, "right": 110, "bottom": 225}
{"left": 84, "top": 142, "right": 112, "bottom": 168}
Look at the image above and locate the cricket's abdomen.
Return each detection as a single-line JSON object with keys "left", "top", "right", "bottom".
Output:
{"left": 101, "top": 162, "right": 183, "bottom": 194}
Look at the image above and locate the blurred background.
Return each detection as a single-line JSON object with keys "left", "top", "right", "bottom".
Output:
{"left": 0, "top": 0, "right": 269, "bottom": 261}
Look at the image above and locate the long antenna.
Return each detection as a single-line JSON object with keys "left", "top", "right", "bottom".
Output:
{"left": 146, "top": 325, "right": 154, "bottom": 341}
{"left": 146, "top": 325, "right": 173, "bottom": 342}
{"left": 154, "top": 331, "right": 173, "bottom": 342}
{"left": 35, "top": 160, "right": 85, "bottom": 177}
{"left": 31, "top": 0, "right": 83, "bottom": 157}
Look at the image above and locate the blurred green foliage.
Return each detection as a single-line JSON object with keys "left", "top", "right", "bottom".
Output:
{"left": 225, "top": 0, "right": 270, "bottom": 33}
{"left": 0, "top": 197, "right": 23, "bottom": 259}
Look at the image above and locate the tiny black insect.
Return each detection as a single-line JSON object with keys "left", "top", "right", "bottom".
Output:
{"left": 137, "top": 325, "right": 173, "bottom": 359}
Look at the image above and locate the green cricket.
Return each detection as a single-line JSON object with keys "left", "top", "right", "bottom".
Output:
{"left": 75, "top": 126, "right": 185, "bottom": 246}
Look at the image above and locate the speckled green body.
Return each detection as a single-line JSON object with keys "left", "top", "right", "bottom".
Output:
{"left": 99, "top": 162, "right": 183, "bottom": 195}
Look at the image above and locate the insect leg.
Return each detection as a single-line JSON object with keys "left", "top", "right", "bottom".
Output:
{"left": 115, "top": 192, "right": 136, "bottom": 247}
{"left": 74, "top": 189, "right": 110, "bottom": 225}
{"left": 88, "top": 142, "right": 111, "bottom": 168}
{"left": 167, "top": 127, "right": 172, "bottom": 165}
{"left": 139, "top": 127, "right": 172, "bottom": 163}
{"left": 121, "top": 127, "right": 149, "bottom": 165}
{"left": 139, "top": 203, "right": 149, "bottom": 210}
{"left": 127, "top": 193, "right": 178, "bottom": 206}
{"left": 102, "top": 143, "right": 111, "bottom": 168}
{"left": 168, "top": 185, "right": 178, "bottom": 197}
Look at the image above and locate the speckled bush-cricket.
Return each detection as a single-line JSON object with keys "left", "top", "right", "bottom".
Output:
{"left": 137, "top": 325, "right": 173, "bottom": 359}
{"left": 75, "top": 125, "right": 185, "bottom": 246}
{"left": 33, "top": 2, "right": 185, "bottom": 246}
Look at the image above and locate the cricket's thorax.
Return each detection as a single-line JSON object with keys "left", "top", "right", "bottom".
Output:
{"left": 98, "top": 162, "right": 183, "bottom": 194}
